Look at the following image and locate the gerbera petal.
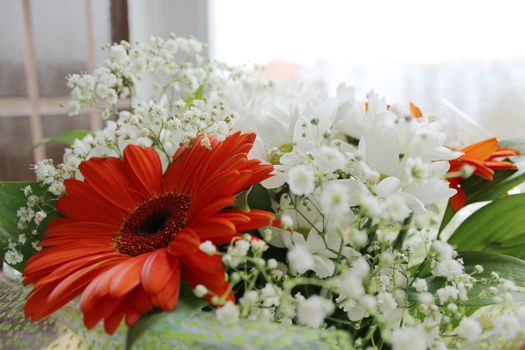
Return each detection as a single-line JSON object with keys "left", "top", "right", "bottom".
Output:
{"left": 79, "top": 157, "right": 142, "bottom": 211}
{"left": 108, "top": 254, "right": 150, "bottom": 298}
{"left": 166, "top": 228, "right": 200, "bottom": 256}
{"left": 488, "top": 147, "right": 521, "bottom": 160}
{"left": 124, "top": 144, "right": 163, "bottom": 196}
{"left": 43, "top": 220, "right": 117, "bottom": 238}
{"left": 180, "top": 250, "right": 234, "bottom": 303}
{"left": 187, "top": 196, "right": 235, "bottom": 224}
{"left": 47, "top": 258, "right": 122, "bottom": 304}
{"left": 484, "top": 160, "right": 518, "bottom": 171}
{"left": 141, "top": 249, "right": 180, "bottom": 295}
{"left": 104, "top": 303, "right": 127, "bottom": 334}
{"left": 23, "top": 248, "right": 116, "bottom": 278}
{"left": 450, "top": 187, "right": 467, "bottom": 211}
{"left": 57, "top": 180, "right": 126, "bottom": 225}
{"left": 32, "top": 254, "right": 125, "bottom": 286}
{"left": 233, "top": 209, "right": 276, "bottom": 232}
{"left": 460, "top": 137, "right": 498, "bottom": 161}
{"left": 83, "top": 295, "right": 120, "bottom": 329}
{"left": 23, "top": 133, "right": 274, "bottom": 334}
{"left": 150, "top": 268, "right": 181, "bottom": 310}
{"left": 214, "top": 211, "right": 251, "bottom": 225}
{"left": 191, "top": 217, "right": 237, "bottom": 243}
{"left": 461, "top": 158, "right": 494, "bottom": 181}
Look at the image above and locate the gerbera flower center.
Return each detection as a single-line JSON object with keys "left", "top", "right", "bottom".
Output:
{"left": 114, "top": 193, "right": 191, "bottom": 256}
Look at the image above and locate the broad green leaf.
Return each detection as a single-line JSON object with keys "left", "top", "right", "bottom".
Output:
{"left": 425, "top": 252, "right": 525, "bottom": 307}
{"left": 447, "top": 194, "right": 525, "bottom": 257}
{"left": 460, "top": 251, "right": 525, "bottom": 306}
{"left": 33, "top": 129, "right": 93, "bottom": 149}
{"left": 439, "top": 138, "right": 525, "bottom": 232}
{"left": 247, "top": 184, "right": 272, "bottom": 212}
{"left": 0, "top": 182, "right": 58, "bottom": 271}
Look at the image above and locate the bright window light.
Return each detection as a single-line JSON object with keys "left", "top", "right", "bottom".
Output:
{"left": 210, "top": 0, "right": 525, "bottom": 65}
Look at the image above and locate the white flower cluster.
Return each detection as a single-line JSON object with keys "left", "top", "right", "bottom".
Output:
{"left": 8, "top": 35, "right": 249, "bottom": 266}
{"left": 66, "top": 34, "right": 211, "bottom": 117}
{"left": 4, "top": 185, "right": 50, "bottom": 266}
{"left": 9, "top": 34, "right": 525, "bottom": 349}
{"left": 218, "top": 83, "right": 525, "bottom": 348}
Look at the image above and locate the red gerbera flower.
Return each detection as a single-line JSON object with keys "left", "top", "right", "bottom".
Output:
{"left": 23, "top": 132, "right": 275, "bottom": 334}
{"left": 447, "top": 137, "right": 520, "bottom": 211}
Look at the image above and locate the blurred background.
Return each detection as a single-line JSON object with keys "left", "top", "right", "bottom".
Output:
{"left": 1, "top": 0, "right": 525, "bottom": 180}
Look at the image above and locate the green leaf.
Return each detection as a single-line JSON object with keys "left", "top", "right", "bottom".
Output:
{"left": 247, "top": 184, "right": 272, "bottom": 212}
{"left": 460, "top": 251, "right": 525, "bottom": 306}
{"left": 439, "top": 138, "right": 525, "bottom": 232}
{"left": 233, "top": 189, "right": 251, "bottom": 212}
{"left": 448, "top": 193, "right": 525, "bottom": 258}
{"left": 183, "top": 84, "right": 205, "bottom": 105}
{"left": 0, "top": 182, "right": 58, "bottom": 271}
{"left": 127, "top": 290, "right": 352, "bottom": 350}
{"left": 425, "top": 252, "right": 525, "bottom": 307}
{"left": 33, "top": 129, "right": 93, "bottom": 149}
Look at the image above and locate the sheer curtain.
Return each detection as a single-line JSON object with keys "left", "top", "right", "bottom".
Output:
{"left": 210, "top": 0, "right": 525, "bottom": 142}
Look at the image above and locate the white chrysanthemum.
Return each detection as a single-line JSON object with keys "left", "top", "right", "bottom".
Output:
{"left": 383, "top": 194, "right": 411, "bottom": 222}
{"left": 315, "top": 146, "right": 345, "bottom": 172}
{"left": 320, "top": 182, "right": 350, "bottom": 218}
{"left": 457, "top": 317, "right": 482, "bottom": 341}
{"left": 297, "top": 296, "right": 334, "bottom": 328}
{"left": 216, "top": 301, "right": 239, "bottom": 326}
{"left": 287, "top": 165, "right": 315, "bottom": 196}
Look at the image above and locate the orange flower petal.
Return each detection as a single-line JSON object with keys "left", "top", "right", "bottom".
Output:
{"left": 124, "top": 145, "right": 163, "bottom": 196}
{"left": 460, "top": 137, "right": 498, "bottom": 161}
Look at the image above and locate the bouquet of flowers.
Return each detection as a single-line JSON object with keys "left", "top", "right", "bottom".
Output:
{"left": 1, "top": 34, "right": 525, "bottom": 350}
